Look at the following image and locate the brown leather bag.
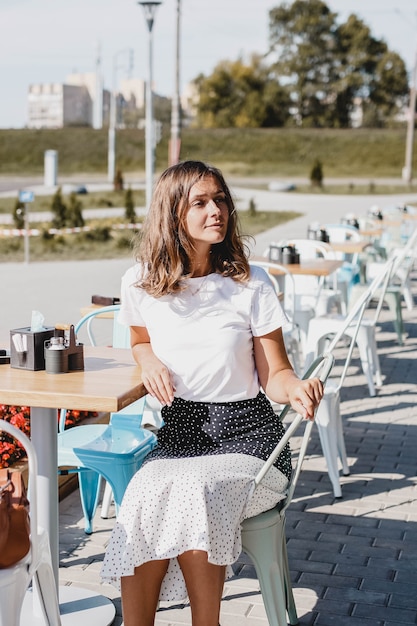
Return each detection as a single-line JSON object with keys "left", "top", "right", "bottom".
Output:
{"left": 0, "top": 468, "right": 31, "bottom": 568}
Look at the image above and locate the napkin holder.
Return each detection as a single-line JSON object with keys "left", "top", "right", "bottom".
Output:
{"left": 268, "top": 244, "right": 300, "bottom": 265}
{"left": 44, "top": 325, "right": 84, "bottom": 374}
{"left": 10, "top": 327, "right": 55, "bottom": 370}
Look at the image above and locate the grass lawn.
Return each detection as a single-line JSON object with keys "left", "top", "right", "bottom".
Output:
{"left": 0, "top": 209, "right": 302, "bottom": 263}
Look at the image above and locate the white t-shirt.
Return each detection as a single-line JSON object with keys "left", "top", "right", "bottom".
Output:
{"left": 118, "top": 263, "right": 288, "bottom": 402}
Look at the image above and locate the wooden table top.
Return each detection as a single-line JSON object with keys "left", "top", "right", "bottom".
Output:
{"left": 79, "top": 304, "right": 116, "bottom": 318}
{"left": 0, "top": 346, "right": 145, "bottom": 412}
{"left": 251, "top": 257, "right": 343, "bottom": 276}
{"left": 328, "top": 240, "right": 369, "bottom": 254}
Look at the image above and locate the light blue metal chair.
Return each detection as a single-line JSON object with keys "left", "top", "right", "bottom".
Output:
{"left": 57, "top": 305, "right": 159, "bottom": 534}
{"left": 241, "top": 353, "right": 334, "bottom": 626}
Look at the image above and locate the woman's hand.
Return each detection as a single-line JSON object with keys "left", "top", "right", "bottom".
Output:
{"left": 130, "top": 326, "right": 175, "bottom": 407}
{"left": 254, "top": 329, "right": 324, "bottom": 419}
{"left": 139, "top": 354, "right": 175, "bottom": 407}
{"left": 286, "top": 377, "right": 324, "bottom": 420}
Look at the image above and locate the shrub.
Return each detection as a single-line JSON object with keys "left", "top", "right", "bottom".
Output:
{"left": 310, "top": 159, "right": 323, "bottom": 187}
{"left": 12, "top": 200, "right": 25, "bottom": 229}
{"left": 51, "top": 187, "right": 67, "bottom": 229}
{"left": 124, "top": 188, "right": 136, "bottom": 223}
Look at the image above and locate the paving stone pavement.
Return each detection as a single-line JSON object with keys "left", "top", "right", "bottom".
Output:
{"left": 58, "top": 269, "right": 417, "bottom": 626}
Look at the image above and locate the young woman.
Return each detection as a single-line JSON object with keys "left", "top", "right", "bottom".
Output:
{"left": 101, "top": 160, "right": 323, "bottom": 626}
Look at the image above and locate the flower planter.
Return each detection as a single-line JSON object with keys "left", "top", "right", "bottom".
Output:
{"left": 1, "top": 405, "right": 108, "bottom": 500}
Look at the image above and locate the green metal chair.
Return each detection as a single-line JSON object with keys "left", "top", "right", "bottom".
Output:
{"left": 240, "top": 352, "right": 334, "bottom": 626}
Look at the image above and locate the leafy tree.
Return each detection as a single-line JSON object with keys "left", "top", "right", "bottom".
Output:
{"left": 66, "top": 193, "right": 85, "bottom": 228}
{"left": 332, "top": 15, "right": 408, "bottom": 126}
{"left": 124, "top": 188, "right": 136, "bottom": 223}
{"left": 195, "top": 55, "right": 291, "bottom": 128}
{"left": 50, "top": 187, "right": 67, "bottom": 229}
{"left": 268, "top": 0, "right": 409, "bottom": 127}
{"left": 368, "top": 50, "right": 409, "bottom": 123}
{"left": 268, "top": 0, "right": 338, "bottom": 127}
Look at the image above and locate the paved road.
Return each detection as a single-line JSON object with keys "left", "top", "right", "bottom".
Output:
{"left": 1, "top": 181, "right": 417, "bottom": 349}
{"left": 57, "top": 280, "right": 417, "bottom": 626}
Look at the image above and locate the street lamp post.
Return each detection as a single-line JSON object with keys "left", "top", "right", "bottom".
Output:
{"left": 169, "top": 0, "right": 181, "bottom": 166}
{"left": 108, "top": 48, "right": 134, "bottom": 184}
{"left": 138, "top": 1, "right": 162, "bottom": 210}
{"left": 402, "top": 45, "right": 417, "bottom": 184}
{"left": 107, "top": 69, "right": 117, "bottom": 184}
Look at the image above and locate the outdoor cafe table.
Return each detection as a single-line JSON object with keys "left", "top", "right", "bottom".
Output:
{"left": 328, "top": 240, "right": 370, "bottom": 255}
{"left": 0, "top": 346, "right": 146, "bottom": 625}
{"left": 251, "top": 256, "right": 343, "bottom": 276}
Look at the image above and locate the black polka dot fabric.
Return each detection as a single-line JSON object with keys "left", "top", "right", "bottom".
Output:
{"left": 101, "top": 393, "right": 291, "bottom": 601}
{"left": 144, "top": 392, "right": 292, "bottom": 481}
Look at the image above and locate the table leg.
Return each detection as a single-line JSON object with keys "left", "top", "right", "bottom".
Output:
{"left": 26, "top": 407, "right": 115, "bottom": 626}
{"left": 31, "top": 406, "right": 59, "bottom": 581}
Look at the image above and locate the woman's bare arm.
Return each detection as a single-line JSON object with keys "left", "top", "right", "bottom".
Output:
{"left": 254, "top": 328, "right": 323, "bottom": 420}
{"left": 130, "top": 326, "right": 175, "bottom": 406}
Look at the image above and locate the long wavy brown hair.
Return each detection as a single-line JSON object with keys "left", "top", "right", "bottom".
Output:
{"left": 134, "top": 160, "right": 251, "bottom": 296}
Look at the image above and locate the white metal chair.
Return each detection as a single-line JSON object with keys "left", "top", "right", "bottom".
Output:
{"left": 240, "top": 352, "right": 334, "bottom": 626}
{"left": 324, "top": 223, "right": 362, "bottom": 295}
{"left": 0, "top": 420, "right": 61, "bottom": 626}
{"left": 313, "top": 290, "right": 372, "bottom": 498}
{"left": 304, "top": 258, "right": 395, "bottom": 397}
{"left": 348, "top": 227, "right": 417, "bottom": 345}
{"left": 250, "top": 261, "right": 304, "bottom": 375}
{"left": 58, "top": 305, "right": 161, "bottom": 533}
{"left": 265, "top": 239, "right": 344, "bottom": 317}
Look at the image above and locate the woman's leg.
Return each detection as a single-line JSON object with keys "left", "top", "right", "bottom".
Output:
{"left": 178, "top": 550, "right": 226, "bottom": 626}
{"left": 121, "top": 559, "right": 169, "bottom": 626}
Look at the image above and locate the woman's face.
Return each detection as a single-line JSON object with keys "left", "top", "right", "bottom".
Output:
{"left": 185, "top": 175, "right": 229, "bottom": 249}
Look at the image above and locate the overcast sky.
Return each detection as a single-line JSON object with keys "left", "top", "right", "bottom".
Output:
{"left": 1, "top": 0, "right": 416, "bottom": 128}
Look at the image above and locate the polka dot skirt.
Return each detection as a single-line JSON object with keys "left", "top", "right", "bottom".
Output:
{"left": 101, "top": 393, "right": 291, "bottom": 602}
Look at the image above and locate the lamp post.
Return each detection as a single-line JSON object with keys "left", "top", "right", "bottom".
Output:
{"left": 402, "top": 45, "right": 417, "bottom": 184}
{"left": 108, "top": 48, "right": 134, "bottom": 184}
{"left": 138, "top": 1, "right": 162, "bottom": 210}
{"left": 169, "top": 0, "right": 181, "bottom": 166}
{"left": 107, "top": 69, "right": 117, "bottom": 184}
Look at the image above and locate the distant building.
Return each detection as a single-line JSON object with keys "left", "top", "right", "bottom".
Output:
{"left": 181, "top": 81, "right": 199, "bottom": 126}
{"left": 27, "top": 73, "right": 109, "bottom": 129}
{"left": 27, "top": 83, "right": 91, "bottom": 128}
{"left": 27, "top": 72, "right": 183, "bottom": 130}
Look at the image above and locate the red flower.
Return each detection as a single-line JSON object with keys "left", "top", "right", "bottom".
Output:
{"left": 1, "top": 405, "right": 97, "bottom": 468}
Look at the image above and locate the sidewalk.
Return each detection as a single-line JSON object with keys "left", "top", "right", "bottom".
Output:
{"left": 2, "top": 183, "right": 417, "bottom": 348}
{"left": 58, "top": 268, "right": 417, "bottom": 625}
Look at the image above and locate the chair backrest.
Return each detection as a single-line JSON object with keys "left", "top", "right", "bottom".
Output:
{"left": 250, "top": 261, "right": 297, "bottom": 325}
{"left": 74, "top": 304, "right": 126, "bottom": 348}
{"left": 253, "top": 352, "right": 334, "bottom": 511}
{"left": 0, "top": 419, "right": 39, "bottom": 572}
{"left": 325, "top": 224, "right": 362, "bottom": 242}
{"left": 59, "top": 305, "right": 131, "bottom": 433}
{"left": 284, "top": 238, "right": 335, "bottom": 260}
{"left": 337, "top": 257, "right": 395, "bottom": 339}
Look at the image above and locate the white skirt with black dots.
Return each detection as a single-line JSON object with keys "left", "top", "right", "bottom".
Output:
{"left": 101, "top": 394, "right": 291, "bottom": 602}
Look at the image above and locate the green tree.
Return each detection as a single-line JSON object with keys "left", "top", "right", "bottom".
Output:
{"left": 67, "top": 193, "right": 85, "bottom": 228}
{"left": 269, "top": 0, "right": 338, "bottom": 127}
{"left": 332, "top": 15, "right": 408, "bottom": 127}
{"left": 51, "top": 187, "right": 67, "bottom": 229}
{"left": 268, "top": 0, "right": 409, "bottom": 128}
{"left": 124, "top": 187, "right": 136, "bottom": 223}
{"left": 195, "top": 55, "right": 291, "bottom": 128}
